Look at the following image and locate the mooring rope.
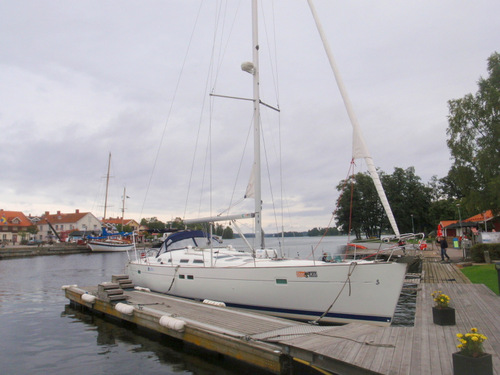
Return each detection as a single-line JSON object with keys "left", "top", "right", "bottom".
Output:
{"left": 166, "top": 265, "right": 181, "bottom": 294}
{"left": 258, "top": 331, "right": 395, "bottom": 349}
{"left": 309, "top": 261, "right": 358, "bottom": 324}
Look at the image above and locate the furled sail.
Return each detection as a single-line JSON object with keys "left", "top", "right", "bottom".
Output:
{"left": 244, "top": 164, "right": 255, "bottom": 199}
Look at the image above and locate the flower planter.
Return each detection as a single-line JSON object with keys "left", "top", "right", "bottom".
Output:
{"left": 432, "top": 306, "right": 455, "bottom": 325}
{"left": 452, "top": 351, "right": 492, "bottom": 375}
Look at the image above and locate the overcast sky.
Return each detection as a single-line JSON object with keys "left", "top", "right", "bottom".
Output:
{"left": 1, "top": 1, "right": 498, "bottom": 233}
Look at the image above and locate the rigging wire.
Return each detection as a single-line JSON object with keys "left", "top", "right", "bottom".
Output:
{"left": 139, "top": 1, "right": 204, "bottom": 222}
{"left": 220, "top": 115, "right": 253, "bottom": 216}
{"left": 187, "top": 2, "right": 230, "bottom": 220}
{"left": 347, "top": 158, "right": 356, "bottom": 247}
{"left": 307, "top": 159, "right": 355, "bottom": 259}
{"left": 258, "top": 0, "right": 284, "bottom": 242}
{"left": 187, "top": 1, "right": 246, "bottom": 220}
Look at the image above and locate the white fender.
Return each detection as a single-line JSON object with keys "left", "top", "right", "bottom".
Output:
{"left": 203, "top": 299, "right": 226, "bottom": 307}
{"left": 159, "top": 315, "right": 185, "bottom": 332}
{"left": 81, "top": 294, "right": 96, "bottom": 303}
{"left": 115, "top": 303, "right": 134, "bottom": 315}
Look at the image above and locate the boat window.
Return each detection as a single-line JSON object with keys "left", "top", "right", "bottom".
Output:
{"left": 276, "top": 279, "right": 287, "bottom": 285}
{"left": 187, "top": 275, "right": 194, "bottom": 280}
{"left": 179, "top": 275, "right": 185, "bottom": 279}
{"left": 193, "top": 259, "right": 204, "bottom": 264}
{"left": 180, "top": 259, "right": 189, "bottom": 263}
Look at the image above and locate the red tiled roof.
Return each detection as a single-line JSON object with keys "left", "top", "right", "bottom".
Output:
{"left": 464, "top": 210, "right": 494, "bottom": 222}
{"left": 42, "top": 211, "right": 89, "bottom": 224}
{"left": 440, "top": 220, "right": 458, "bottom": 228}
{"left": 0, "top": 210, "right": 33, "bottom": 227}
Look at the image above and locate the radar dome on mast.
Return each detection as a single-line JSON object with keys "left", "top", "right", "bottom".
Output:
{"left": 241, "top": 61, "right": 255, "bottom": 75}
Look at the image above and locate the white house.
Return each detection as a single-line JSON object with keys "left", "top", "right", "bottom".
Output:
{"left": 37, "top": 210, "right": 101, "bottom": 242}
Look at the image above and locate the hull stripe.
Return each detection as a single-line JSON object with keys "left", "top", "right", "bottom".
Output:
{"left": 167, "top": 293, "right": 391, "bottom": 323}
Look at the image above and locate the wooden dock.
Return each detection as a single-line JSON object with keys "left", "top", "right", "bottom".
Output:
{"left": 64, "top": 257, "right": 499, "bottom": 374}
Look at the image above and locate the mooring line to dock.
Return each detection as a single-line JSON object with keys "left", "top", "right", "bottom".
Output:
{"left": 166, "top": 265, "right": 180, "bottom": 293}
{"left": 310, "top": 262, "right": 358, "bottom": 324}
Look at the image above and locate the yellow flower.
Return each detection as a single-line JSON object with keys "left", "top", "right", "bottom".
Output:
{"left": 456, "top": 333, "right": 463, "bottom": 338}
{"left": 471, "top": 336, "right": 479, "bottom": 342}
{"left": 457, "top": 344, "right": 463, "bottom": 349}
{"left": 471, "top": 327, "right": 478, "bottom": 333}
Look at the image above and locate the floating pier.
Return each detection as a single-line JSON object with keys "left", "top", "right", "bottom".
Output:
{"left": 64, "top": 256, "right": 500, "bottom": 374}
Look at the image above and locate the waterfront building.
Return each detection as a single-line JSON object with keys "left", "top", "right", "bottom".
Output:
{"left": 38, "top": 210, "right": 101, "bottom": 242}
{"left": 0, "top": 209, "right": 33, "bottom": 245}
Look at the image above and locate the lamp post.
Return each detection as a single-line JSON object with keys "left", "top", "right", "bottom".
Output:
{"left": 411, "top": 214, "right": 415, "bottom": 234}
{"left": 457, "top": 204, "right": 464, "bottom": 259}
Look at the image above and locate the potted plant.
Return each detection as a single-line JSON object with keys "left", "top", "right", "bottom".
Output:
{"left": 431, "top": 290, "right": 455, "bottom": 325}
{"left": 453, "top": 327, "right": 492, "bottom": 375}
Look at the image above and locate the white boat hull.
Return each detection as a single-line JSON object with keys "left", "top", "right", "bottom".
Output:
{"left": 88, "top": 241, "right": 134, "bottom": 252}
{"left": 126, "top": 257, "right": 406, "bottom": 326}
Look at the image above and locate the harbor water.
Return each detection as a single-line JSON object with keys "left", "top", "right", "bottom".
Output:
{"left": 0, "top": 236, "right": 415, "bottom": 375}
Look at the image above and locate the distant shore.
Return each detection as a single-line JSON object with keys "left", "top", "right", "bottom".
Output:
{"left": 0, "top": 243, "right": 149, "bottom": 259}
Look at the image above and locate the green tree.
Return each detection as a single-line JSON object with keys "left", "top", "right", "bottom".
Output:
{"left": 214, "top": 224, "right": 224, "bottom": 237}
{"left": 140, "top": 217, "right": 166, "bottom": 231}
{"left": 446, "top": 52, "right": 500, "bottom": 214}
{"left": 335, "top": 167, "right": 434, "bottom": 238}
{"left": 116, "top": 224, "right": 133, "bottom": 232}
{"left": 382, "top": 167, "right": 433, "bottom": 234}
{"left": 222, "top": 226, "right": 234, "bottom": 239}
{"left": 335, "top": 172, "right": 385, "bottom": 239}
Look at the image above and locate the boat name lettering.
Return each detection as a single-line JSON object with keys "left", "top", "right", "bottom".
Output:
{"left": 296, "top": 271, "right": 317, "bottom": 278}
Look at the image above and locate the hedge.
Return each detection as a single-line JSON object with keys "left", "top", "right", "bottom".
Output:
{"left": 470, "top": 243, "right": 500, "bottom": 263}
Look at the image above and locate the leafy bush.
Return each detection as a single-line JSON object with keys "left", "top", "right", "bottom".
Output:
{"left": 470, "top": 243, "right": 500, "bottom": 262}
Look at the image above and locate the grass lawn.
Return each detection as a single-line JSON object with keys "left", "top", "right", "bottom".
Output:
{"left": 460, "top": 264, "right": 500, "bottom": 295}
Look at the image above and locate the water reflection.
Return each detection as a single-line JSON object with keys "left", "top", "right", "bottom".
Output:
{"left": 62, "top": 303, "right": 272, "bottom": 375}
{"left": 391, "top": 281, "right": 417, "bottom": 327}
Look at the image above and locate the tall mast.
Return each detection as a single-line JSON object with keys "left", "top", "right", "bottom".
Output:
{"left": 121, "top": 187, "right": 126, "bottom": 227}
{"left": 103, "top": 152, "right": 111, "bottom": 220}
{"left": 251, "top": 0, "right": 263, "bottom": 248}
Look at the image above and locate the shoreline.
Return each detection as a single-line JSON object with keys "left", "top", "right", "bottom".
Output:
{"left": 0, "top": 243, "right": 149, "bottom": 259}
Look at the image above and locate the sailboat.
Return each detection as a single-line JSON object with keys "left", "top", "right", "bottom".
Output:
{"left": 87, "top": 227, "right": 134, "bottom": 252}
{"left": 126, "top": 1, "right": 408, "bottom": 326}
{"left": 88, "top": 154, "right": 134, "bottom": 252}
